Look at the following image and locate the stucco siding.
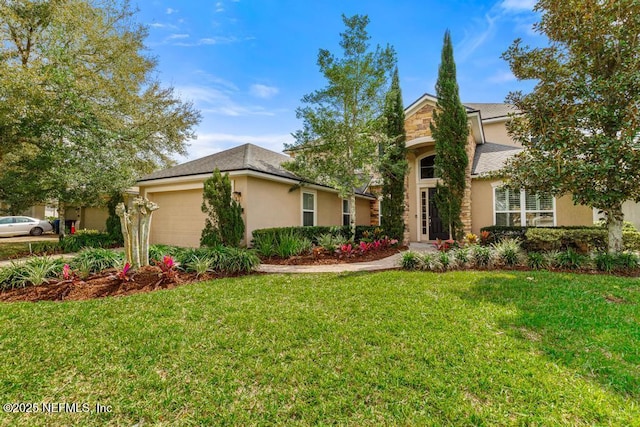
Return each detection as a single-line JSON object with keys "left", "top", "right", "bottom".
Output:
{"left": 470, "top": 178, "right": 495, "bottom": 235}
{"left": 482, "top": 121, "right": 520, "bottom": 146}
{"left": 555, "top": 195, "right": 594, "bottom": 226}
{"left": 356, "top": 198, "right": 370, "bottom": 225}
{"left": 145, "top": 189, "right": 207, "bottom": 247}
{"left": 244, "top": 177, "right": 299, "bottom": 240}
{"left": 82, "top": 207, "right": 109, "bottom": 231}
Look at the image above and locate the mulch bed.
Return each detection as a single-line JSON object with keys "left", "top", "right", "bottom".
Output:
{"left": 0, "top": 266, "right": 249, "bottom": 303}
{"left": 260, "top": 246, "right": 405, "bottom": 266}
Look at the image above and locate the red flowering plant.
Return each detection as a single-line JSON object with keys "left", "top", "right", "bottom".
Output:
{"left": 117, "top": 263, "right": 133, "bottom": 282}
{"left": 336, "top": 243, "right": 358, "bottom": 258}
{"left": 480, "top": 230, "right": 491, "bottom": 245}
{"left": 154, "top": 255, "right": 177, "bottom": 281}
{"left": 434, "top": 238, "right": 460, "bottom": 252}
{"left": 61, "top": 264, "right": 77, "bottom": 281}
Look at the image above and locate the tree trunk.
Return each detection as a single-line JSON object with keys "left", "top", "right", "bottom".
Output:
{"left": 349, "top": 192, "right": 357, "bottom": 241}
{"left": 607, "top": 206, "right": 624, "bottom": 253}
{"left": 58, "top": 201, "right": 66, "bottom": 238}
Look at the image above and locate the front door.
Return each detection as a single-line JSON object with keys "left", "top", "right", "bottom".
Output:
{"left": 420, "top": 188, "right": 449, "bottom": 241}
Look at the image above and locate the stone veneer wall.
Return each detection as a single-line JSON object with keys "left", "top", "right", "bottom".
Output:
{"left": 401, "top": 102, "right": 476, "bottom": 242}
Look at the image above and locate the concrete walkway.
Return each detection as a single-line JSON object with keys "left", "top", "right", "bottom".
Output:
{"left": 256, "top": 242, "right": 435, "bottom": 274}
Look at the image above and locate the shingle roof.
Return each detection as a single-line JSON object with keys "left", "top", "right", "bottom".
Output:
{"left": 464, "top": 103, "right": 519, "bottom": 120}
{"left": 138, "top": 143, "right": 299, "bottom": 182}
{"left": 472, "top": 142, "right": 522, "bottom": 175}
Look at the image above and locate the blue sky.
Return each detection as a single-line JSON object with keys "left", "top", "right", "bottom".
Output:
{"left": 135, "top": 0, "right": 544, "bottom": 161}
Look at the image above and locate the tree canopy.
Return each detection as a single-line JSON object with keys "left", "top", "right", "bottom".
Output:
{"left": 431, "top": 30, "right": 469, "bottom": 240}
{"left": 0, "top": 0, "right": 200, "bottom": 220}
{"left": 284, "top": 14, "right": 396, "bottom": 236}
{"left": 380, "top": 67, "right": 408, "bottom": 242}
{"left": 501, "top": 0, "right": 640, "bottom": 252}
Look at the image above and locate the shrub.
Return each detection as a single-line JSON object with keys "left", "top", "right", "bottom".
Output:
{"left": 451, "top": 247, "right": 470, "bottom": 267}
{"left": 480, "top": 226, "right": 527, "bottom": 245}
{"left": 470, "top": 245, "right": 492, "bottom": 268}
{"left": 420, "top": 253, "right": 444, "bottom": 272}
{"left": 184, "top": 256, "right": 214, "bottom": 277}
{"left": 399, "top": 251, "right": 421, "bottom": 270}
{"left": 252, "top": 225, "right": 381, "bottom": 246}
{"left": 556, "top": 248, "right": 588, "bottom": 270}
{"left": 149, "top": 244, "right": 183, "bottom": 261}
{"left": 58, "top": 230, "right": 118, "bottom": 252}
{"left": 201, "top": 169, "right": 245, "bottom": 247}
{"left": 594, "top": 251, "right": 640, "bottom": 272}
{"left": 623, "top": 230, "right": 640, "bottom": 252}
{"left": 616, "top": 251, "right": 640, "bottom": 270}
{"left": 252, "top": 233, "right": 277, "bottom": 257}
{"left": 273, "top": 232, "right": 312, "bottom": 258}
{"left": 317, "top": 233, "right": 342, "bottom": 253}
{"left": 544, "top": 250, "right": 562, "bottom": 269}
{"left": 491, "top": 238, "right": 523, "bottom": 267}
{"left": 526, "top": 252, "right": 547, "bottom": 270}
{"left": 71, "top": 248, "right": 124, "bottom": 274}
{"left": 0, "top": 257, "right": 65, "bottom": 289}
{"left": 219, "top": 247, "right": 260, "bottom": 274}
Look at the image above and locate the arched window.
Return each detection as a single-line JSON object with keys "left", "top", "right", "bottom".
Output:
{"left": 420, "top": 155, "right": 436, "bottom": 179}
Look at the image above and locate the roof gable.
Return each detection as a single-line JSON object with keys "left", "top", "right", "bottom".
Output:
{"left": 138, "top": 143, "right": 298, "bottom": 182}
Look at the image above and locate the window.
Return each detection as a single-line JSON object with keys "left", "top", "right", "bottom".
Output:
{"left": 0, "top": 217, "right": 13, "bottom": 225}
{"left": 342, "top": 199, "right": 350, "bottom": 226}
{"left": 494, "top": 187, "right": 555, "bottom": 227}
{"left": 302, "top": 192, "right": 315, "bottom": 226}
{"left": 420, "top": 155, "right": 436, "bottom": 179}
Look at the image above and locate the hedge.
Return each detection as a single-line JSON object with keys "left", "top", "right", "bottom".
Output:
{"left": 480, "top": 225, "right": 640, "bottom": 253}
{"left": 251, "top": 225, "right": 383, "bottom": 246}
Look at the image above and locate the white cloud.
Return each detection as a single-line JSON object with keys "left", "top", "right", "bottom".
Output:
{"left": 216, "top": 2, "right": 225, "bottom": 12}
{"left": 175, "top": 85, "right": 278, "bottom": 117}
{"left": 457, "top": 13, "right": 497, "bottom": 61}
{"left": 173, "top": 36, "right": 240, "bottom": 46}
{"left": 167, "top": 33, "right": 189, "bottom": 40}
{"left": 166, "top": 7, "right": 178, "bottom": 15}
{"left": 500, "top": 0, "right": 535, "bottom": 12}
{"left": 488, "top": 69, "right": 516, "bottom": 83}
{"left": 249, "top": 84, "right": 279, "bottom": 99}
{"left": 179, "top": 133, "right": 293, "bottom": 161}
{"left": 148, "top": 22, "right": 178, "bottom": 30}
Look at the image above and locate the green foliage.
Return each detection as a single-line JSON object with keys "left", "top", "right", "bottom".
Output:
{"left": 283, "top": 14, "right": 396, "bottom": 236}
{"left": 594, "top": 252, "right": 640, "bottom": 273}
{"left": 273, "top": 232, "right": 312, "bottom": 258}
{"left": 399, "top": 251, "right": 421, "bottom": 270}
{"left": 149, "top": 244, "right": 184, "bottom": 262}
{"left": 431, "top": 30, "right": 469, "bottom": 240}
{"left": 450, "top": 247, "right": 470, "bottom": 267}
{"left": 184, "top": 256, "right": 214, "bottom": 277}
{"left": 0, "top": 256, "right": 65, "bottom": 289}
{"left": 106, "top": 192, "right": 125, "bottom": 245}
{"left": 380, "top": 67, "right": 408, "bottom": 242}
{"left": 70, "top": 248, "right": 124, "bottom": 275}
{"left": 201, "top": 169, "right": 245, "bottom": 248}
{"left": 218, "top": 247, "right": 260, "bottom": 274}
{"left": 501, "top": 1, "right": 640, "bottom": 252}
{"left": 491, "top": 238, "right": 523, "bottom": 267}
{"left": 623, "top": 229, "right": 640, "bottom": 252}
{"left": 58, "top": 230, "right": 118, "bottom": 252}
{"left": 555, "top": 249, "right": 588, "bottom": 270}
{"left": 470, "top": 245, "right": 493, "bottom": 268}
{"left": 174, "top": 246, "right": 259, "bottom": 275}
{"left": 0, "top": 0, "right": 200, "bottom": 215}
{"left": 526, "top": 252, "right": 547, "bottom": 270}
{"left": 252, "top": 225, "right": 379, "bottom": 246}
{"left": 252, "top": 232, "right": 277, "bottom": 257}
{"left": 420, "top": 252, "right": 445, "bottom": 272}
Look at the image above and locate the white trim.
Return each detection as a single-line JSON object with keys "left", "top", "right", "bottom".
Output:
{"left": 493, "top": 186, "right": 557, "bottom": 227}
{"left": 342, "top": 198, "right": 351, "bottom": 227}
{"left": 301, "top": 190, "right": 317, "bottom": 227}
{"left": 404, "top": 93, "right": 439, "bottom": 117}
{"left": 406, "top": 136, "right": 435, "bottom": 148}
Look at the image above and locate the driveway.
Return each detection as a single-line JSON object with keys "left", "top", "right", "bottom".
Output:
{"left": 0, "top": 234, "right": 59, "bottom": 243}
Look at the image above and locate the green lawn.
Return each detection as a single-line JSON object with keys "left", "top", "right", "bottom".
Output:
{"left": 0, "top": 243, "right": 33, "bottom": 260}
{"left": 1, "top": 271, "right": 639, "bottom": 425}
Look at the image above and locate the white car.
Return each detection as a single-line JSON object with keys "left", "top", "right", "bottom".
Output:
{"left": 0, "top": 216, "right": 54, "bottom": 237}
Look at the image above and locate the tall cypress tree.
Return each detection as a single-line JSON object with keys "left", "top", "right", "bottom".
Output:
{"left": 380, "top": 67, "right": 408, "bottom": 241}
{"left": 430, "top": 30, "right": 469, "bottom": 240}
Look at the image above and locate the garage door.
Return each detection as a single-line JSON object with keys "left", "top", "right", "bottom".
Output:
{"left": 148, "top": 190, "right": 207, "bottom": 248}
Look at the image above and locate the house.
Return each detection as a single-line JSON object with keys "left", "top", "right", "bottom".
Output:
{"left": 138, "top": 93, "right": 607, "bottom": 249}
{"left": 136, "top": 144, "right": 377, "bottom": 247}
{"left": 403, "top": 94, "right": 594, "bottom": 243}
